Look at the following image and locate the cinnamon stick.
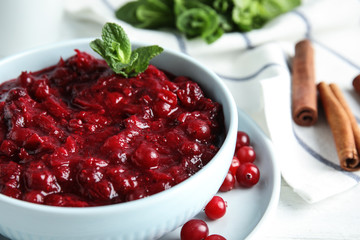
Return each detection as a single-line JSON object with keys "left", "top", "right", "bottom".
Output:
{"left": 292, "top": 39, "right": 318, "bottom": 126}
{"left": 317, "top": 82, "right": 360, "bottom": 171}
{"left": 352, "top": 74, "right": 360, "bottom": 94}
{"left": 329, "top": 83, "right": 360, "bottom": 169}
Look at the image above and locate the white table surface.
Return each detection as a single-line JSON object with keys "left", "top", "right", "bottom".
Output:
{"left": 1, "top": 11, "right": 360, "bottom": 240}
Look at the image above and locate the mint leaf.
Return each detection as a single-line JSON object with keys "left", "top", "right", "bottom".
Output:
{"left": 130, "top": 45, "right": 164, "bottom": 74}
{"left": 102, "top": 22, "right": 132, "bottom": 63}
{"left": 90, "top": 22, "right": 163, "bottom": 78}
{"left": 89, "top": 39, "right": 107, "bottom": 57}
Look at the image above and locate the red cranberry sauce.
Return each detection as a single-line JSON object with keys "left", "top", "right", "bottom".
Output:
{"left": 0, "top": 50, "right": 224, "bottom": 207}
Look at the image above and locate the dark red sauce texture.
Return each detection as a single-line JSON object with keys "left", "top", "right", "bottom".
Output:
{"left": 0, "top": 50, "right": 224, "bottom": 207}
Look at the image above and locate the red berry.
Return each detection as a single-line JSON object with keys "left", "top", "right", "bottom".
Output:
{"left": 44, "top": 194, "right": 89, "bottom": 207}
{"left": 204, "top": 196, "right": 227, "bottom": 220}
{"left": 180, "top": 141, "right": 201, "bottom": 155}
{"left": 132, "top": 143, "right": 159, "bottom": 169}
{"left": 126, "top": 189, "right": 148, "bottom": 201}
{"left": 88, "top": 180, "right": 118, "bottom": 201}
{"left": 181, "top": 219, "right": 209, "bottom": 240}
{"left": 177, "top": 81, "right": 203, "bottom": 107}
{"left": 157, "top": 89, "right": 177, "bottom": 106}
{"left": 235, "top": 131, "right": 250, "bottom": 150}
{"left": 104, "top": 92, "right": 124, "bottom": 108}
{"left": 153, "top": 100, "right": 173, "bottom": 117}
{"left": 219, "top": 172, "right": 235, "bottom": 192}
{"left": 229, "top": 156, "right": 240, "bottom": 176}
{"left": 187, "top": 119, "right": 211, "bottom": 140}
{"left": 205, "top": 234, "right": 227, "bottom": 240}
{"left": 24, "top": 169, "right": 61, "bottom": 193}
{"left": 1, "top": 179, "right": 21, "bottom": 199}
{"left": 236, "top": 146, "right": 256, "bottom": 163}
{"left": 236, "top": 162, "right": 260, "bottom": 187}
{"left": 23, "top": 190, "right": 45, "bottom": 204}
{"left": 0, "top": 140, "right": 18, "bottom": 157}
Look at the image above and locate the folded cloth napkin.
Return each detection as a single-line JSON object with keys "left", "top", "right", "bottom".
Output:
{"left": 65, "top": 0, "right": 360, "bottom": 203}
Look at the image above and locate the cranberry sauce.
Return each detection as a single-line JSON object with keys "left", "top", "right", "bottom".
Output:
{"left": 0, "top": 50, "right": 224, "bottom": 207}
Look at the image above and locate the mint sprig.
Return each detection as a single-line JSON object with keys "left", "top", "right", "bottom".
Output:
{"left": 90, "top": 22, "right": 163, "bottom": 78}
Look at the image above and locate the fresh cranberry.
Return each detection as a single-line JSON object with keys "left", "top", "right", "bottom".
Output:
{"left": 180, "top": 219, "right": 209, "bottom": 240}
{"left": 204, "top": 196, "right": 227, "bottom": 220}
{"left": 236, "top": 162, "right": 260, "bottom": 187}
{"left": 235, "top": 131, "right": 250, "bottom": 150}
{"left": 236, "top": 146, "right": 256, "bottom": 163}
{"left": 219, "top": 172, "right": 235, "bottom": 192}
{"left": 205, "top": 234, "right": 227, "bottom": 240}
{"left": 229, "top": 156, "right": 240, "bottom": 176}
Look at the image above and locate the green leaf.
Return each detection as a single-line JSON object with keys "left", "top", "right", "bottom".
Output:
{"left": 204, "top": 26, "right": 224, "bottom": 44}
{"left": 111, "top": 53, "right": 138, "bottom": 78}
{"left": 233, "top": 0, "right": 252, "bottom": 9}
{"left": 128, "top": 45, "right": 163, "bottom": 76}
{"left": 260, "top": 0, "right": 301, "bottom": 19}
{"left": 174, "top": 0, "right": 204, "bottom": 16}
{"left": 116, "top": 0, "right": 175, "bottom": 29}
{"left": 89, "top": 39, "right": 107, "bottom": 57}
{"left": 232, "top": 0, "right": 300, "bottom": 32}
{"left": 212, "top": 0, "right": 233, "bottom": 13}
{"left": 115, "top": 1, "right": 143, "bottom": 26}
{"left": 115, "top": 0, "right": 301, "bottom": 44}
{"left": 175, "top": 1, "right": 221, "bottom": 42}
{"left": 232, "top": 2, "right": 261, "bottom": 31}
{"left": 90, "top": 22, "right": 163, "bottom": 77}
{"left": 102, "top": 22, "right": 132, "bottom": 63}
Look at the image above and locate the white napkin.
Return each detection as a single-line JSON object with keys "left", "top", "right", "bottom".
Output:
{"left": 64, "top": 0, "right": 360, "bottom": 203}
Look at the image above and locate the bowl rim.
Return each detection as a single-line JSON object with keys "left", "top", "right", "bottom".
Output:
{"left": 0, "top": 38, "right": 238, "bottom": 215}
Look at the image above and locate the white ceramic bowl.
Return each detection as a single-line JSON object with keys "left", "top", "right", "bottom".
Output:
{"left": 0, "top": 39, "right": 238, "bottom": 240}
